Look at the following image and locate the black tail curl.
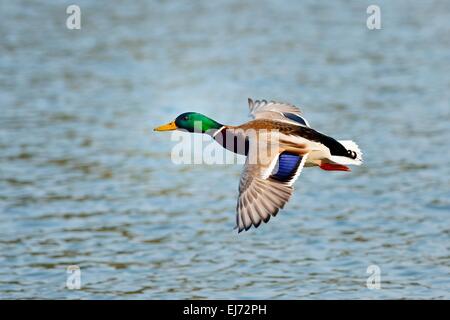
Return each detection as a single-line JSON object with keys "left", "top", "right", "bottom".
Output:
{"left": 347, "top": 150, "right": 357, "bottom": 159}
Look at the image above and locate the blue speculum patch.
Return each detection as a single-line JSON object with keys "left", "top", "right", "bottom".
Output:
{"left": 271, "top": 152, "right": 302, "bottom": 181}
{"left": 283, "top": 112, "right": 308, "bottom": 126}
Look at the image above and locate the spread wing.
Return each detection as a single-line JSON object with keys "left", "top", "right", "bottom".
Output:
{"left": 236, "top": 148, "right": 309, "bottom": 232}
{"left": 247, "top": 98, "right": 310, "bottom": 127}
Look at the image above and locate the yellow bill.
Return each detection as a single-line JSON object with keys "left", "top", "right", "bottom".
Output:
{"left": 154, "top": 121, "right": 177, "bottom": 131}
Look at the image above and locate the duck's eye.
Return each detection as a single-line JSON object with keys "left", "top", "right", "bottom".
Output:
{"left": 183, "top": 116, "right": 189, "bottom": 121}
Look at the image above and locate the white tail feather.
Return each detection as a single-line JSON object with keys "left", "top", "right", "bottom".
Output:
{"left": 329, "top": 140, "right": 363, "bottom": 166}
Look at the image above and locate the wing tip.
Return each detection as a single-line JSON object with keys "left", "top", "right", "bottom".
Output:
{"left": 235, "top": 209, "right": 279, "bottom": 233}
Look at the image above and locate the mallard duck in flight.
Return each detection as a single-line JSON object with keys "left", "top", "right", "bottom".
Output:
{"left": 154, "top": 99, "right": 363, "bottom": 232}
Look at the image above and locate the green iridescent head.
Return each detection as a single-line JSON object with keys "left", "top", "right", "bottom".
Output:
{"left": 154, "top": 112, "right": 223, "bottom": 133}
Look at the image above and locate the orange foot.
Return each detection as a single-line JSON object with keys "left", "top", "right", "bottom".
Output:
{"left": 320, "top": 163, "right": 351, "bottom": 172}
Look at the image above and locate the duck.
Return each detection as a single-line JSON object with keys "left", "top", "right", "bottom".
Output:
{"left": 154, "top": 99, "right": 363, "bottom": 232}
